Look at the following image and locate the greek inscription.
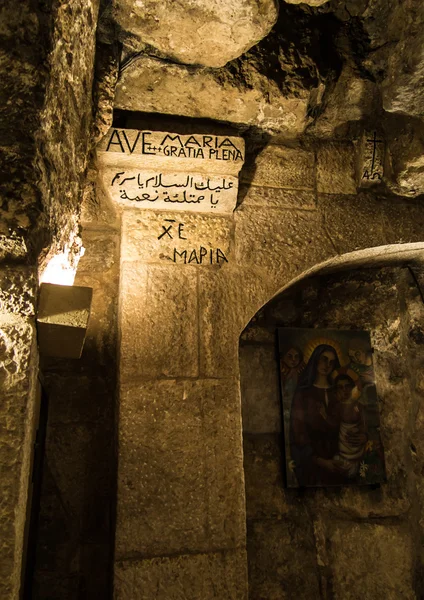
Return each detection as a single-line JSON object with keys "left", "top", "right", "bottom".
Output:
{"left": 157, "top": 219, "right": 187, "bottom": 240}
{"left": 178, "top": 223, "right": 186, "bottom": 240}
{"left": 172, "top": 247, "right": 228, "bottom": 265}
{"left": 158, "top": 219, "right": 176, "bottom": 240}
{"left": 158, "top": 219, "right": 228, "bottom": 265}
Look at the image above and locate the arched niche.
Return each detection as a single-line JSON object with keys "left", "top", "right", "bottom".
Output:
{"left": 239, "top": 245, "right": 424, "bottom": 600}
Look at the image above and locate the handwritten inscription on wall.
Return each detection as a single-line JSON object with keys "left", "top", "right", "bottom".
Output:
{"left": 97, "top": 128, "right": 245, "bottom": 214}
{"left": 361, "top": 131, "right": 384, "bottom": 186}
{"left": 112, "top": 171, "right": 236, "bottom": 210}
{"left": 102, "top": 129, "right": 244, "bottom": 163}
{"left": 158, "top": 218, "right": 228, "bottom": 265}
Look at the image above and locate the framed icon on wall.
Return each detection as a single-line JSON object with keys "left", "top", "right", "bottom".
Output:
{"left": 278, "top": 328, "right": 386, "bottom": 488}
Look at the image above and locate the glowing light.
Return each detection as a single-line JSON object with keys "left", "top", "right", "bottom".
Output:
{"left": 39, "top": 244, "right": 85, "bottom": 286}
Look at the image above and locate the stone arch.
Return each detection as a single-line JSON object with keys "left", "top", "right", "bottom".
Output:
{"left": 238, "top": 242, "right": 424, "bottom": 600}
{"left": 239, "top": 242, "right": 424, "bottom": 336}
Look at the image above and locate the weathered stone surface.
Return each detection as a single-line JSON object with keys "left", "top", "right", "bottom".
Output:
{"left": 240, "top": 324, "right": 275, "bottom": 344}
{"left": 81, "top": 172, "right": 120, "bottom": 226}
{"left": 0, "top": 319, "right": 36, "bottom": 393}
{"left": 115, "top": 56, "right": 311, "bottom": 137}
{"left": 403, "top": 267, "right": 424, "bottom": 354}
{"left": 316, "top": 142, "right": 357, "bottom": 194}
{"left": 201, "top": 378, "right": 246, "bottom": 549}
{"left": 35, "top": 0, "right": 101, "bottom": 261}
{"left": 0, "top": 233, "right": 29, "bottom": 263}
{"left": 0, "top": 1, "right": 48, "bottom": 132}
{"left": 113, "top": 0, "right": 278, "bottom": 67}
{"left": 93, "top": 42, "right": 119, "bottom": 143}
{"left": 0, "top": 464, "right": 25, "bottom": 598}
{"left": 0, "top": 317, "right": 38, "bottom": 599}
{"left": 0, "top": 267, "right": 36, "bottom": 316}
{"left": 309, "top": 66, "right": 379, "bottom": 139}
{"left": 382, "top": 4, "right": 424, "bottom": 118}
{"left": 116, "top": 378, "right": 245, "bottom": 557}
{"left": 234, "top": 205, "right": 334, "bottom": 277}
{"left": 328, "top": 522, "right": 415, "bottom": 600}
{"left": 381, "top": 199, "right": 424, "bottom": 245}
{"left": 243, "top": 434, "right": 289, "bottom": 519}
{"left": 199, "top": 267, "right": 276, "bottom": 378}
{"left": 284, "top": 0, "right": 328, "bottom": 4}
{"left": 77, "top": 228, "right": 120, "bottom": 274}
{"left": 240, "top": 344, "right": 281, "bottom": 433}
{"left": 116, "top": 379, "right": 205, "bottom": 558}
{"left": 114, "top": 549, "right": 248, "bottom": 600}
{"left": 120, "top": 264, "right": 198, "bottom": 379}
{"left": 0, "top": 2, "right": 46, "bottom": 257}
{"left": 247, "top": 518, "right": 320, "bottom": 600}
{"left": 385, "top": 120, "right": 424, "bottom": 197}
{"left": 239, "top": 185, "right": 316, "bottom": 210}
{"left": 305, "top": 483, "right": 411, "bottom": 520}
{"left": 121, "top": 209, "right": 233, "bottom": 265}
{"left": 0, "top": 403, "right": 27, "bottom": 475}
{"left": 241, "top": 145, "right": 314, "bottom": 190}
{"left": 303, "top": 267, "right": 402, "bottom": 332}
{"left": 319, "top": 193, "right": 387, "bottom": 254}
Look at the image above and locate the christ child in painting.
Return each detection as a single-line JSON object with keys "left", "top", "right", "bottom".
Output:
{"left": 333, "top": 374, "right": 367, "bottom": 477}
{"left": 347, "top": 338, "right": 375, "bottom": 387}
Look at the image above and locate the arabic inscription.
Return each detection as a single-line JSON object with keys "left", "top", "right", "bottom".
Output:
{"left": 97, "top": 128, "right": 245, "bottom": 214}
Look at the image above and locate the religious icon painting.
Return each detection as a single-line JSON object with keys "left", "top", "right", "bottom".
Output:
{"left": 278, "top": 328, "right": 386, "bottom": 488}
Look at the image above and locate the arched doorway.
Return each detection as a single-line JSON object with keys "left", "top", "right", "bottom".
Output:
{"left": 240, "top": 254, "right": 424, "bottom": 599}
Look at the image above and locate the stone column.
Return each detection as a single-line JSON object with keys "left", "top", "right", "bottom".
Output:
{"left": 114, "top": 209, "right": 249, "bottom": 599}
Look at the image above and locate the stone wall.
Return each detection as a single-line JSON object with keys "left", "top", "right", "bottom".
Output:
{"left": 1, "top": 7, "right": 48, "bottom": 590}
{"left": 0, "top": 1, "right": 100, "bottom": 597}
{"left": 0, "top": 269, "right": 39, "bottom": 599}
{"left": 32, "top": 182, "right": 120, "bottom": 598}
{"left": 3, "top": 1, "right": 424, "bottom": 598}
{"left": 109, "top": 125, "right": 424, "bottom": 599}
{"left": 241, "top": 266, "right": 424, "bottom": 599}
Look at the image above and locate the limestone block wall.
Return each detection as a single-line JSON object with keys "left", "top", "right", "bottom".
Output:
{"left": 241, "top": 267, "right": 424, "bottom": 599}
{"left": 112, "top": 137, "right": 424, "bottom": 598}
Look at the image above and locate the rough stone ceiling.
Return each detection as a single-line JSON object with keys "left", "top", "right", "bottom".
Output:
{"left": 96, "top": 0, "right": 424, "bottom": 197}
